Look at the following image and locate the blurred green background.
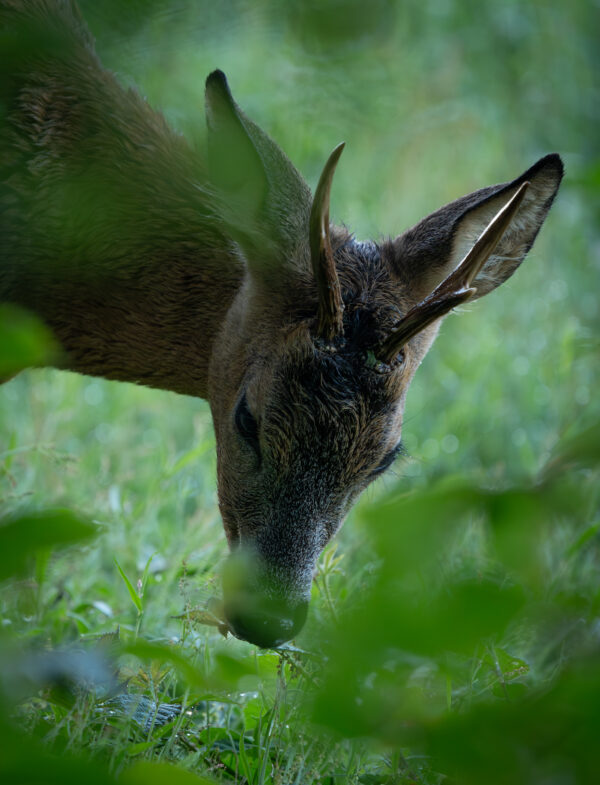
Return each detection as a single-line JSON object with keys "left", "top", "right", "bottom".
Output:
{"left": 1, "top": 1, "right": 598, "bottom": 783}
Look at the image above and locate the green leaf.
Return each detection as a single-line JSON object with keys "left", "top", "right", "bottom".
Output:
{"left": 164, "top": 439, "right": 215, "bottom": 478}
{"left": 213, "top": 652, "right": 259, "bottom": 685}
{"left": 0, "top": 718, "right": 117, "bottom": 784}
{"left": 121, "top": 761, "right": 216, "bottom": 784}
{"left": 0, "top": 508, "right": 98, "bottom": 581}
{"left": 115, "top": 558, "right": 143, "bottom": 613}
{"left": 243, "top": 695, "right": 265, "bottom": 729}
{"left": 544, "top": 421, "right": 600, "bottom": 476}
{"left": 121, "top": 640, "right": 207, "bottom": 689}
{"left": 567, "top": 521, "right": 600, "bottom": 556}
{"left": 0, "top": 303, "right": 61, "bottom": 377}
{"left": 125, "top": 741, "right": 156, "bottom": 756}
{"left": 422, "top": 655, "right": 600, "bottom": 785}
{"left": 140, "top": 552, "right": 156, "bottom": 597}
{"left": 238, "top": 730, "right": 255, "bottom": 784}
{"left": 492, "top": 682, "right": 528, "bottom": 699}
{"left": 489, "top": 647, "right": 530, "bottom": 681}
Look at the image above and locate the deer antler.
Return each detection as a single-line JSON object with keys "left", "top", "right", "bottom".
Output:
{"left": 309, "top": 142, "right": 346, "bottom": 345}
{"left": 375, "top": 181, "right": 530, "bottom": 367}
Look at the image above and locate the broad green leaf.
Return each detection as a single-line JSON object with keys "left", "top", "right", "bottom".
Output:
{"left": 213, "top": 652, "right": 259, "bottom": 685}
{"left": 121, "top": 761, "right": 215, "bottom": 785}
{"left": 0, "top": 508, "right": 98, "bottom": 581}
{"left": 421, "top": 656, "right": 600, "bottom": 785}
{"left": 0, "top": 718, "right": 117, "bottom": 784}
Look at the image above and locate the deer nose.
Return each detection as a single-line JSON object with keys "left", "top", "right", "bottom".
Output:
{"left": 225, "top": 597, "right": 308, "bottom": 648}
{"left": 221, "top": 547, "right": 311, "bottom": 647}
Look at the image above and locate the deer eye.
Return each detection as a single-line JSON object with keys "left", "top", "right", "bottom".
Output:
{"left": 234, "top": 394, "right": 260, "bottom": 452}
{"left": 369, "top": 441, "right": 405, "bottom": 478}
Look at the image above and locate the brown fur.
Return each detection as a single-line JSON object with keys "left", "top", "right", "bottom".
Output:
{"left": 0, "top": 1, "right": 563, "bottom": 646}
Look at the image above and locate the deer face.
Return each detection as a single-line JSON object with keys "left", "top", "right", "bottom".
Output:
{"left": 205, "top": 71, "right": 563, "bottom": 647}
{"left": 209, "top": 241, "right": 431, "bottom": 646}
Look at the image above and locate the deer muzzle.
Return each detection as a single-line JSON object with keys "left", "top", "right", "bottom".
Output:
{"left": 222, "top": 547, "right": 312, "bottom": 647}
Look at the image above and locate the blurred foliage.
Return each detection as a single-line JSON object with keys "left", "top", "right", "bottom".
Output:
{"left": 1, "top": 0, "right": 599, "bottom": 783}
{"left": 0, "top": 305, "right": 61, "bottom": 379}
{"left": 0, "top": 507, "right": 98, "bottom": 581}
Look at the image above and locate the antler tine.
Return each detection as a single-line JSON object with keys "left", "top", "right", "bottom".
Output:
{"left": 377, "top": 181, "right": 530, "bottom": 366}
{"left": 441, "top": 180, "right": 530, "bottom": 292}
{"left": 376, "top": 288, "right": 476, "bottom": 366}
{"left": 309, "top": 142, "right": 346, "bottom": 345}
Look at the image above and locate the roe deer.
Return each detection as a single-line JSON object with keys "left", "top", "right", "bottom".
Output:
{"left": 0, "top": 1, "right": 563, "bottom": 646}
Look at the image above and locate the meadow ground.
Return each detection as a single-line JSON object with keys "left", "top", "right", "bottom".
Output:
{"left": 1, "top": 2, "right": 599, "bottom": 783}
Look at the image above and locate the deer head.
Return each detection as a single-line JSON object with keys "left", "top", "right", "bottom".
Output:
{"left": 205, "top": 71, "right": 563, "bottom": 647}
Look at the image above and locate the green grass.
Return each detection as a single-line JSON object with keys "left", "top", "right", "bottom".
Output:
{"left": 1, "top": 1, "right": 599, "bottom": 783}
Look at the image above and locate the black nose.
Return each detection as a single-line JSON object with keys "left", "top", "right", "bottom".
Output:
{"left": 225, "top": 598, "right": 308, "bottom": 648}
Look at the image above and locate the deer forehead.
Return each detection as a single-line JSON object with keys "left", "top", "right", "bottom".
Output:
{"left": 235, "top": 285, "right": 426, "bottom": 447}
{"left": 249, "top": 349, "right": 404, "bottom": 457}
{"left": 236, "top": 242, "right": 427, "bottom": 359}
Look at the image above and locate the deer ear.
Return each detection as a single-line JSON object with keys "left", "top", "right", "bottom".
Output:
{"left": 393, "top": 154, "right": 564, "bottom": 300}
{"left": 205, "top": 71, "right": 268, "bottom": 238}
{"left": 205, "top": 70, "right": 312, "bottom": 275}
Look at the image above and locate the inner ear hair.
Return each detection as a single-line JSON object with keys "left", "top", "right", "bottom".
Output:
{"left": 392, "top": 154, "right": 563, "bottom": 302}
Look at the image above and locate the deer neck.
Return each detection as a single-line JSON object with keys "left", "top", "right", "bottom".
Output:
{"left": 6, "top": 228, "right": 245, "bottom": 399}
{"left": 1, "top": 68, "right": 245, "bottom": 398}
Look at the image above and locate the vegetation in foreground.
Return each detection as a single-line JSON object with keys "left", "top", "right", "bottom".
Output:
{"left": 1, "top": 1, "right": 598, "bottom": 783}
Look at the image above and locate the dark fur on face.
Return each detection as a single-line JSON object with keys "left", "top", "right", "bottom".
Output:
{"left": 214, "top": 237, "right": 438, "bottom": 614}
